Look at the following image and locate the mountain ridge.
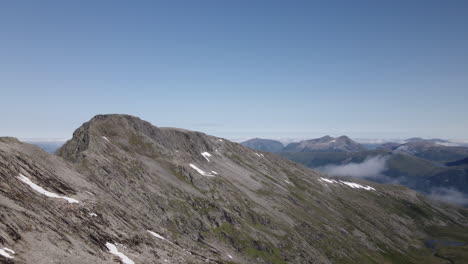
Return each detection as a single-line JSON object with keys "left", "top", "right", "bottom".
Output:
{"left": 1, "top": 114, "right": 468, "bottom": 263}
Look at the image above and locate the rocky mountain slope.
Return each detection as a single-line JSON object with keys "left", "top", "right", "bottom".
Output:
{"left": 1, "top": 114, "right": 468, "bottom": 263}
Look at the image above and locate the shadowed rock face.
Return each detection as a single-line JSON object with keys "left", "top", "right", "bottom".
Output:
{"left": 1, "top": 114, "right": 468, "bottom": 263}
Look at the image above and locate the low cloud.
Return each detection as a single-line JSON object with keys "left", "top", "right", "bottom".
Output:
{"left": 320, "top": 155, "right": 388, "bottom": 178}
{"left": 428, "top": 188, "right": 468, "bottom": 206}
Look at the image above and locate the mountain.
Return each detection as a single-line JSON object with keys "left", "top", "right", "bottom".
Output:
{"left": 394, "top": 141, "right": 468, "bottom": 163}
{"left": 240, "top": 138, "right": 284, "bottom": 152}
{"left": 1, "top": 114, "right": 468, "bottom": 263}
{"left": 405, "top": 138, "right": 450, "bottom": 144}
{"left": 279, "top": 149, "right": 468, "bottom": 206}
{"left": 283, "top": 136, "right": 366, "bottom": 153}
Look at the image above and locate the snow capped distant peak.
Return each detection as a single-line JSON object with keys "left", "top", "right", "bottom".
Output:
{"left": 18, "top": 174, "right": 79, "bottom": 204}
{"left": 105, "top": 242, "right": 134, "bottom": 264}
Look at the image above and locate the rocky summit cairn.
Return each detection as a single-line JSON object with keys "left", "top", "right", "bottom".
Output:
{"left": 0, "top": 114, "right": 467, "bottom": 263}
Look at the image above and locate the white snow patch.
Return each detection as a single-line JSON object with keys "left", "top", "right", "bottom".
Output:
{"left": 106, "top": 242, "right": 134, "bottom": 264}
{"left": 284, "top": 180, "right": 291, "bottom": 184}
{"left": 189, "top": 164, "right": 215, "bottom": 177}
{"left": 201, "top": 152, "right": 212, "bottom": 162}
{"left": 0, "top": 248, "right": 15, "bottom": 259}
{"left": 102, "top": 136, "right": 110, "bottom": 142}
{"left": 89, "top": 213, "right": 97, "bottom": 217}
{"left": 85, "top": 191, "right": 95, "bottom": 196}
{"left": 319, "top": 177, "right": 338, "bottom": 184}
{"left": 255, "top": 153, "right": 261, "bottom": 157}
{"left": 260, "top": 153, "right": 264, "bottom": 157}
{"left": 340, "top": 181, "right": 376, "bottom": 191}
{"left": 211, "top": 171, "right": 218, "bottom": 175}
{"left": 228, "top": 254, "right": 233, "bottom": 259}
{"left": 147, "top": 230, "right": 165, "bottom": 240}
{"left": 319, "top": 177, "right": 375, "bottom": 191}
{"left": 218, "top": 139, "right": 223, "bottom": 142}
{"left": 18, "top": 174, "right": 79, "bottom": 204}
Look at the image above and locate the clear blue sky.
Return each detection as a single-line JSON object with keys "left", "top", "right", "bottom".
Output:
{"left": 1, "top": 0, "right": 467, "bottom": 140}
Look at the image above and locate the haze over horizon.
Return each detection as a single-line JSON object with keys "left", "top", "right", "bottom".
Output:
{"left": 2, "top": 1, "right": 468, "bottom": 139}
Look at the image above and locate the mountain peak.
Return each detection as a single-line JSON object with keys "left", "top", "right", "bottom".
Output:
{"left": 57, "top": 114, "right": 225, "bottom": 164}
{"left": 284, "top": 135, "right": 365, "bottom": 152}
{"left": 240, "top": 138, "right": 284, "bottom": 152}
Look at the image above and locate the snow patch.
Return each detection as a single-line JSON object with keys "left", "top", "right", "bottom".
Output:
{"left": 89, "top": 213, "right": 97, "bottom": 217}
{"left": 18, "top": 174, "right": 79, "bottom": 204}
{"left": 106, "top": 242, "right": 134, "bottom": 264}
{"left": 102, "top": 136, "right": 110, "bottom": 142}
{"left": 319, "top": 177, "right": 338, "bottom": 184}
{"left": 201, "top": 152, "right": 212, "bottom": 162}
{"left": 189, "top": 164, "right": 215, "bottom": 177}
{"left": 319, "top": 177, "right": 375, "bottom": 191}
{"left": 228, "top": 254, "right": 233, "bottom": 259}
{"left": 147, "top": 230, "right": 166, "bottom": 240}
{"left": 340, "top": 181, "right": 376, "bottom": 191}
{"left": 211, "top": 171, "right": 218, "bottom": 175}
{"left": 0, "top": 247, "right": 15, "bottom": 259}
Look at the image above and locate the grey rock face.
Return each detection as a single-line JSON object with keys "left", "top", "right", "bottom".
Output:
{"left": 1, "top": 114, "right": 468, "bottom": 263}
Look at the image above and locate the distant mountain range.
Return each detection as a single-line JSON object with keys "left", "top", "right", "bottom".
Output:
{"left": 241, "top": 136, "right": 468, "bottom": 206}
{"left": 283, "top": 135, "right": 367, "bottom": 152}
{"left": 240, "top": 138, "right": 284, "bottom": 152}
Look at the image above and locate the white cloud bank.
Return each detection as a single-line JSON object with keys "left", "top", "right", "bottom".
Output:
{"left": 320, "top": 156, "right": 388, "bottom": 178}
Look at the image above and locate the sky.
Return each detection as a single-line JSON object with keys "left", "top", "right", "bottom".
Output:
{"left": 1, "top": 0, "right": 467, "bottom": 141}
